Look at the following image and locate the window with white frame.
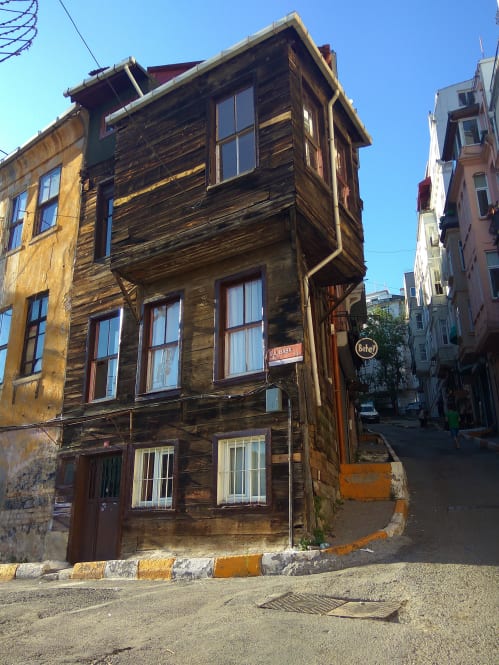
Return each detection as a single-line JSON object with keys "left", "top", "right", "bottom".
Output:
{"left": 486, "top": 251, "right": 499, "bottom": 298}
{"left": 0, "top": 307, "right": 12, "bottom": 383}
{"left": 473, "top": 173, "right": 490, "bottom": 217}
{"left": 141, "top": 297, "right": 181, "bottom": 393}
{"left": 419, "top": 343, "right": 427, "bottom": 361}
{"left": 216, "top": 433, "right": 267, "bottom": 505}
{"left": 215, "top": 86, "right": 256, "bottom": 183}
{"left": 36, "top": 166, "right": 61, "bottom": 234}
{"left": 415, "top": 313, "right": 423, "bottom": 330}
{"left": 7, "top": 191, "right": 27, "bottom": 251}
{"left": 218, "top": 273, "right": 264, "bottom": 379}
{"left": 132, "top": 445, "right": 174, "bottom": 508}
{"left": 461, "top": 118, "right": 480, "bottom": 145}
{"left": 458, "top": 90, "right": 475, "bottom": 106}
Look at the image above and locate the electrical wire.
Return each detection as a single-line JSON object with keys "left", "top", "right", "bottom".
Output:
{"left": 56, "top": 0, "right": 189, "bottom": 197}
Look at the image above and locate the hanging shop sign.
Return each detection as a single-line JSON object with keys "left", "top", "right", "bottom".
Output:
{"left": 355, "top": 337, "right": 378, "bottom": 360}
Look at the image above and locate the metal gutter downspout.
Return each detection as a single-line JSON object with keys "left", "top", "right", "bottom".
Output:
{"left": 330, "top": 288, "right": 347, "bottom": 464}
{"left": 124, "top": 63, "right": 144, "bottom": 97}
{"left": 287, "top": 394, "right": 293, "bottom": 548}
{"left": 304, "top": 89, "right": 341, "bottom": 408}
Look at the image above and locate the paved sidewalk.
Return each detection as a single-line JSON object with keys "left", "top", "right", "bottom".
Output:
{"left": 1, "top": 434, "right": 410, "bottom": 583}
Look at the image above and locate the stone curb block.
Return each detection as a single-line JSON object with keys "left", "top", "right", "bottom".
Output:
{"left": 72, "top": 561, "right": 106, "bottom": 580}
{"left": 379, "top": 435, "right": 410, "bottom": 502}
{"left": 0, "top": 563, "right": 19, "bottom": 581}
{"left": 15, "top": 562, "right": 53, "bottom": 579}
{"left": 213, "top": 554, "right": 262, "bottom": 578}
{"left": 324, "top": 530, "right": 388, "bottom": 557}
{"left": 261, "top": 551, "right": 299, "bottom": 575}
{"left": 137, "top": 558, "right": 175, "bottom": 580}
{"left": 172, "top": 557, "right": 214, "bottom": 580}
{"left": 104, "top": 559, "right": 139, "bottom": 580}
{"left": 383, "top": 499, "right": 409, "bottom": 537}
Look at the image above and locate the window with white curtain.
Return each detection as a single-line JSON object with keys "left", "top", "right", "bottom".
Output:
{"left": 142, "top": 298, "right": 181, "bottom": 392}
{"left": 220, "top": 274, "right": 264, "bottom": 378}
{"left": 216, "top": 433, "right": 267, "bottom": 505}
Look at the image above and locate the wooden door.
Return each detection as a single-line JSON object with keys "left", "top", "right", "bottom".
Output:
{"left": 78, "top": 453, "right": 122, "bottom": 562}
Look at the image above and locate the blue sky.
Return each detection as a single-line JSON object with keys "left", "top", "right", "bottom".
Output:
{"left": 1, "top": 0, "right": 498, "bottom": 293}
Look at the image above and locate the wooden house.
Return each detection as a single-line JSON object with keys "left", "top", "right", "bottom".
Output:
{"left": 56, "top": 13, "right": 371, "bottom": 563}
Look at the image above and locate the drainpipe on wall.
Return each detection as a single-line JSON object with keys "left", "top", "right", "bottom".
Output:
{"left": 124, "top": 63, "right": 144, "bottom": 98}
{"left": 329, "top": 289, "right": 347, "bottom": 465}
{"left": 287, "top": 394, "right": 293, "bottom": 548}
{"left": 304, "top": 89, "right": 342, "bottom": 408}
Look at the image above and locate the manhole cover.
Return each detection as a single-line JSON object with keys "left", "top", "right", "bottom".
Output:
{"left": 259, "top": 593, "right": 401, "bottom": 620}
{"left": 259, "top": 592, "right": 345, "bottom": 614}
{"left": 328, "top": 600, "right": 401, "bottom": 620}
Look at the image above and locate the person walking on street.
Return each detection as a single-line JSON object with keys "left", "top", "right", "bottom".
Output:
{"left": 446, "top": 405, "right": 460, "bottom": 449}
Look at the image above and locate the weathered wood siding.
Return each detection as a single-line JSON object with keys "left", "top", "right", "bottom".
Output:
{"left": 59, "top": 26, "right": 369, "bottom": 557}
{"left": 110, "top": 33, "right": 296, "bottom": 284}
{"left": 62, "top": 158, "right": 125, "bottom": 416}
{"left": 62, "top": 230, "right": 308, "bottom": 554}
{"left": 289, "top": 40, "right": 366, "bottom": 285}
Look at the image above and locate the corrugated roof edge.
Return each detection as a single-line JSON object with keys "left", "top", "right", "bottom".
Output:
{"left": 106, "top": 12, "right": 371, "bottom": 146}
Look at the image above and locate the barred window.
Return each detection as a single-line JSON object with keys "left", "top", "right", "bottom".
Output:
{"left": 216, "top": 434, "right": 267, "bottom": 505}
{"left": 132, "top": 446, "right": 174, "bottom": 509}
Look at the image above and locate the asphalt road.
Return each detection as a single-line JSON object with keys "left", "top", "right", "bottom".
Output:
{"left": 0, "top": 421, "right": 497, "bottom": 665}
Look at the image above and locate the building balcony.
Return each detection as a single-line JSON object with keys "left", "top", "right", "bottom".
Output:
{"left": 432, "top": 345, "right": 457, "bottom": 378}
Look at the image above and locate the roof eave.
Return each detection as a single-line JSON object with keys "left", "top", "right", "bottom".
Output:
{"left": 64, "top": 56, "right": 148, "bottom": 100}
{"left": 106, "top": 13, "right": 371, "bottom": 147}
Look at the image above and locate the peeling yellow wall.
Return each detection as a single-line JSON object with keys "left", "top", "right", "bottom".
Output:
{"left": 0, "top": 110, "right": 85, "bottom": 562}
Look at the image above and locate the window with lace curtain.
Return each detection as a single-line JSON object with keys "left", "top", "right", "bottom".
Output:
{"left": 216, "top": 273, "right": 264, "bottom": 380}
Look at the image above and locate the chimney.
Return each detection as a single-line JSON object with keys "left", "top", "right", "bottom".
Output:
{"left": 318, "top": 44, "right": 338, "bottom": 77}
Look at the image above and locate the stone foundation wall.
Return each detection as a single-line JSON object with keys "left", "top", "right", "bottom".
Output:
{"left": 0, "top": 429, "right": 59, "bottom": 563}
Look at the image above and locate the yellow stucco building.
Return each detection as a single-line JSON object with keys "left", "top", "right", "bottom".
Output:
{"left": 0, "top": 106, "right": 85, "bottom": 562}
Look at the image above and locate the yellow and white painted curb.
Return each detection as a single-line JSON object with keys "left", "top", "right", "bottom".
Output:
{"left": 1, "top": 435, "right": 410, "bottom": 582}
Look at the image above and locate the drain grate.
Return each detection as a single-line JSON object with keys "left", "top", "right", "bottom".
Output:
{"left": 259, "top": 593, "right": 401, "bottom": 620}
{"left": 259, "top": 592, "right": 346, "bottom": 615}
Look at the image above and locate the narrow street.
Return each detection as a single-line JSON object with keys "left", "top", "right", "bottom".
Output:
{"left": 0, "top": 422, "right": 497, "bottom": 665}
{"left": 374, "top": 421, "right": 499, "bottom": 567}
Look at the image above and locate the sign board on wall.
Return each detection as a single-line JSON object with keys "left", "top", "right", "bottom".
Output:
{"left": 355, "top": 337, "right": 378, "bottom": 360}
{"left": 268, "top": 343, "right": 303, "bottom": 366}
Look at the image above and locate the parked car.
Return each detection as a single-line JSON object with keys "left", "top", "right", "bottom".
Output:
{"left": 405, "top": 402, "right": 422, "bottom": 416}
{"left": 359, "top": 403, "right": 380, "bottom": 423}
